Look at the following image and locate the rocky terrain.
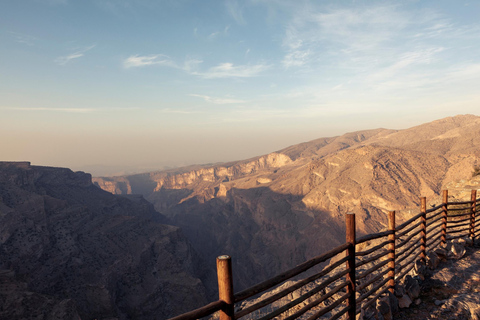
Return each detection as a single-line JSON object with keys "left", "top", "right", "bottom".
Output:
{"left": 0, "top": 162, "right": 210, "bottom": 319}
{"left": 94, "top": 115, "right": 480, "bottom": 293}
{"left": 394, "top": 240, "right": 480, "bottom": 320}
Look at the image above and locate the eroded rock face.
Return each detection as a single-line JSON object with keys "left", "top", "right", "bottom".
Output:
{"left": 93, "top": 115, "right": 480, "bottom": 292}
{"left": 0, "top": 162, "right": 208, "bottom": 319}
{"left": 0, "top": 269, "right": 81, "bottom": 320}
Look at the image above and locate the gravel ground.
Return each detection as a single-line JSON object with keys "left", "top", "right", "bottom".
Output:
{"left": 394, "top": 242, "right": 480, "bottom": 320}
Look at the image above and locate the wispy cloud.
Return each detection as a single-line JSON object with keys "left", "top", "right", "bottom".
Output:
{"left": 123, "top": 54, "right": 177, "bottom": 68}
{"left": 122, "top": 54, "right": 268, "bottom": 79}
{"left": 55, "top": 44, "right": 95, "bottom": 66}
{"left": 192, "top": 62, "right": 270, "bottom": 79}
{"left": 368, "top": 47, "right": 444, "bottom": 82}
{"left": 183, "top": 58, "right": 203, "bottom": 72}
{"left": 226, "top": 0, "right": 245, "bottom": 25}
{"left": 3, "top": 107, "right": 94, "bottom": 113}
{"left": 282, "top": 49, "right": 312, "bottom": 68}
{"left": 189, "top": 94, "right": 246, "bottom": 104}
{"left": 208, "top": 31, "right": 221, "bottom": 40}
{"left": 10, "top": 32, "right": 38, "bottom": 46}
{"left": 281, "top": 4, "right": 410, "bottom": 70}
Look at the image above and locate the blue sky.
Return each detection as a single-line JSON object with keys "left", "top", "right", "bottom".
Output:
{"left": 1, "top": 0, "right": 480, "bottom": 175}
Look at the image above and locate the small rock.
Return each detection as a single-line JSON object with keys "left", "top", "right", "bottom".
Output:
{"left": 465, "top": 237, "right": 473, "bottom": 246}
{"left": 451, "top": 243, "right": 466, "bottom": 259}
{"left": 398, "top": 294, "right": 412, "bottom": 308}
{"left": 394, "top": 283, "right": 405, "bottom": 298}
{"left": 427, "top": 251, "right": 440, "bottom": 269}
{"left": 414, "top": 259, "right": 427, "bottom": 279}
{"left": 433, "top": 247, "right": 448, "bottom": 261}
{"left": 377, "top": 296, "right": 392, "bottom": 320}
{"left": 388, "top": 292, "right": 399, "bottom": 314}
{"left": 415, "top": 298, "right": 421, "bottom": 305}
{"left": 404, "top": 275, "right": 421, "bottom": 300}
{"left": 434, "top": 299, "right": 443, "bottom": 306}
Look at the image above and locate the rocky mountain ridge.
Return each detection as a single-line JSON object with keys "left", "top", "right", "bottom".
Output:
{"left": 0, "top": 161, "right": 210, "bottom": 319}
{"left": 94, "top": 115, "right": 480, "bottom": 292}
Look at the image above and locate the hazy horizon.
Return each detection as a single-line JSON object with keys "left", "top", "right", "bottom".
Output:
{"left": 2, "top": 1, "right": 480, "bottom": 176}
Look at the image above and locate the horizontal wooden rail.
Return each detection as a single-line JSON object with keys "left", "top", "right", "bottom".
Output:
{"left": 233, "top": 242, "right": 350, "bottom": 302}
{"left": 233, "top": 256, "right": 348, "bottom": 318}
{"left": 426, "top": 204, "right": 444, "bottom": 214}
{"left": 256, "top": 270, "right": 350, "bottom": 320}
{"left": 447, "top": 227, "right": 470, "bottom": 235}
{"left": 396, "top": 241, "right": 421, "bottom": 261}
{"left": 396, "top": 211, "right": 424, "bottom": 231}
{"left": 396, "top": 255, "right": 416, "bottom": 274}
{"left": 357, "top": 259, "right": 392, "bottom": 280}
{"left": 446, "top": 234, "right": 467, "bottom": 241}
{"left": 168, "top": 190, "right": 480, "bottom": 320}
{"left": 357, "top": 268, "right": 390, "bottom": 291}
{"left": 357, "top": 286, "right": 390, "bottom": 313}
{"left": 448, "top": 216, "right": 471, "bottom": 224}
{"left": 356, "top": 230, "right": 393, "bottom": 244}
{"left": 330, "top": 305, "right": 351, "bottom": 320}
{"left": 356, "top": 277, "right": 390, "bottom": 304}
{"left": 396, "top": 261, "right": 415, "bottom": 280}
{"left": 447, "top": 208, "right": 471, "bottom": 213}
{"left": 448, "top": 200, "right": 474, "bottom": 205}
{"left": 356, "top": 250, "right": 392, "bottom": 268}
{"left": 356, "top": 239, "right": 392, "bottom": 256}
{"left": 427, "top": 238, "right": 442, "bottom": 250}
{"left": 427, "top": 214, "right": 444, "bottom": 226}
{"left": 447, "top": 221, "right": 471, "bottom": 229}
{"left": 169, "top": 300, "right": 226, "bottom": 320}
{"left": 397, "top": 220, "right": 422, "bottom": 238}
{"left": 281, "top": 280, "right": 349, "bottom": 320}
{"left": 306, "top": 291, "right": 351, "bottom": 320}
{"left": 426, "top": 233, "right": 443, "bottom": 248}
{"left": 247, "top": 268, "right": 350, "bottom": 320}
{"left": 396, "top": 231, "right": 419, "bottom": 249}
{"left": 426, "top": 222, "right": 444, "bottom": 235}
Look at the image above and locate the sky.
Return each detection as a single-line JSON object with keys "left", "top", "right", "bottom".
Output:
{"left": 1, "top": 0, "right": 480, "bottom": 176}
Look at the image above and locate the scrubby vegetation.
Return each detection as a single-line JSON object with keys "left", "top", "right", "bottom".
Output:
{"left": 473, "top": 165, "right": 480, "bottom": 177}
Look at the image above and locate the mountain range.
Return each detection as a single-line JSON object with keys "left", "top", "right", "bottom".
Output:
{"left": 1, "top": 114, "right": 479, "bottom": 319}
{"left": 94, "top": 114, "right": 480, "bottom": 294}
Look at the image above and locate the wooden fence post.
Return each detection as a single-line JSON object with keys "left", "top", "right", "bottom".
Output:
{"left": 217, "top": 255, "right": 234, "bottom": 320}
{"left": 346, "top": 213, "right": 356, "bottom": 320}
{"left": 388, "top": 211, "right": 395, "bottom": 294}
{"left": 420, "top": 197, "right": 427, "bottom": 263}
{"left": 441, "top": 190, "right": 448, "bottom": 246}
{"left": 471, "top": 190, "right": 477, "bottom": 240}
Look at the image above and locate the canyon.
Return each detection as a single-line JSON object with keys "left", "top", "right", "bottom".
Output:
{"left": 1, "top": 114, "right": 479, "bottom": 319}
{"left": 0, "top": 162, "right": 210, "bottom": 319}
{"left": 94, "top": 115, "right": 480, "bottom": 296}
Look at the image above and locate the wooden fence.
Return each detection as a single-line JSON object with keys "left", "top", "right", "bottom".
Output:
{"left": 169, "top": 189, "right": 479, "bottom": 320}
